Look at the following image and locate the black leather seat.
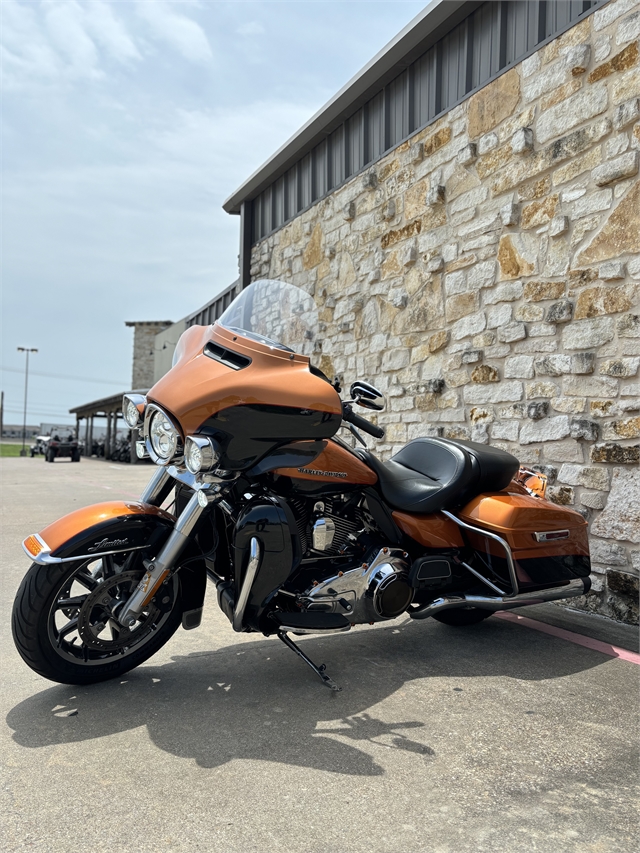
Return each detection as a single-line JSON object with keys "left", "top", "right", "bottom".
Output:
{"left": 356, "top": 437, "right": 519, "bottom": 514}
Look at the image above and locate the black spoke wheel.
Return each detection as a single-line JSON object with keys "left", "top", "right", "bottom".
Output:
{"left": 432, "top": 607, "right": 493, "bottom": 626}
{"left": 12, "top": 546, "right": 182, "bottom": 685}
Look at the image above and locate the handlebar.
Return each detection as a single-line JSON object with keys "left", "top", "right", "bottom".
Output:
{"left": 342, "top": 404, "right": 385, "bottom": 439}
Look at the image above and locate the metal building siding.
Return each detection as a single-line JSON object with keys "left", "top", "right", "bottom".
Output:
{"left": 250, "top": 0, "right": 605, "bottom": 244}
{"left": 186, "top": 282, "right": 239, "bottom": 328}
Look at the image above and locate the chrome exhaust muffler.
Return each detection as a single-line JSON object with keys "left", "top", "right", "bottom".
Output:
{"left": 409, "top": 576, "right": 590, "bottom": 620}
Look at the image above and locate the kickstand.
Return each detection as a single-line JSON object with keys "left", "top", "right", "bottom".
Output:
{"left": 277, "top": 631, "right": 341, "bottom": 691}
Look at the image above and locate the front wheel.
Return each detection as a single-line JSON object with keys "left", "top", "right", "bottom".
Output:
{"left": 432, "top": 607, "right": 493, "bottom": 626}
{"left": 12, "top": 548, "right": 182, "bottom": 685}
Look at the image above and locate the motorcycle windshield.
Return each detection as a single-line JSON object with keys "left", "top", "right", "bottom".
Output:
{"left": 218, "top": 279, "right": 318, "bottom": 357}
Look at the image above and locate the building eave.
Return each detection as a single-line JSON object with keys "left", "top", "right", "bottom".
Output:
{"left": 223, "top": 0, "right": 473, "bottom": 214}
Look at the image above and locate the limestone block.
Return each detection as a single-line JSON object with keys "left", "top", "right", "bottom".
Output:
{"left": 527, "top": 380, "right": 560, "bottom": 398}
{"left": 497, "top": 322, "right": 527, "bottom": 343}
{"left": 511, "top": 127, "right": 534, "bottom": 154}
{"left": 613, "top": 97, "right": 640, "bottom": 130}
{"left": 428, "top": 330, "right": 449, "bottom": 353}
{"left": 600, "top": 357, "right": 640, "bottom": 377}
{"left": 381, "top": 200, "right": 396, "bottom": 221}
{"left": 617, "top": 6, "right": 640, "bottom": 43}
{"left": 427, "top": 255, "right": 444, "bottom": 273}
{"left": 401, "top": 244, "right": 417, "bottom": 268}
{"left": 570, "top": 418, "right": 599, "bottom": 441}
{"left": 618, "top": 314, "right": 640, "bottom": 337}
{"left": 547, "top": 486, "right": 575, "bottom": 505}
{"left": 461, "top": 349, "right": 483, "bottom": 364}
{"left": 500, "top": 202, "right": 520, "bottom": 227}
{"left": 602, "top": 417, "right": 640, "bottom": 439}
{"left": 534, "top": 355, "right": 572, "bottom": 376}
{"left": 564, "top": 43, "right": 591, "bottom": 75}
{"left": 545, "top": 439, "right": 585, "bottom": 463}
{"left": 558, "top": 464, "right": 610, "bottom": 491}
{"left": 523, "top": 280, "right": 565, "bottom": 301}
{"left": 410, "top": 142, "right": 424, "bottom": 164}
{"left": 486, "top": 303, "right": 512, "bottom": 329}
{"left": 553, "top": 398, "right": 587, "bottom": 414}
{"left": 492, "top": 421, "right": 520, "bottom": 441}
{"left": 497, "top": 234, "right": 539, "bottom": 279}
{"left": 446, "top": 291, "right": 479, "bottom": 322}
{"left": 536, "top": 85, "right": 608, "bottom": 144}
{"left": 468, "top": 68, "right": 520, "bottom": 138}
{"left": 451, "top": 311, "right": 487, "bottom": 341}
{"left": 588, "top": 41, "right": 639, "bottom": 84}
{"left": 577, "top": 181, "right": 640, "bottom": 264}
{"left": 549, "top": 215, "right": 569, "bottom": 237}
{"left": 515, "top": 304, "right": 545, "bottom": 322}
{"left": 590, "top": 442, "right": 640, "bottom": 464}
{"left": 574, "top": 284, "right": 634, "bottom": 319}
{"left": 572, "top": 353, "right": 596, "bottom": 375}
{"left": 594, "top": 0, "right": 638, "bottom": 31}
{"left": 563, "top": 317, "right": 615, "bottom": 349}
{"left": 504, "top": 356, "right": 535, "bottom": 379}
{"left": 362, "top": 170, "right": 378, "bottom": 190}
{"left": 527, "top": 401, "right": 550, "bottom": 420}
{"left": 581, "top": 491, "right": 607, "bottom": 510}
{"left": 471, "top": 364, "right": 499, "bottom": 383}
{"left": 591, "top": 467, "right": 640, "bottom": 543}
{"left": 571, "top": 187, "right": 613, "bottom": 219}
{"left": 427, "top": 185, "right": 446, "bottom": 206}
{"left": 382, "top": 349, "right": 410, "bottom": 371}
{"left": 467, "top": 260, "right": 497, "bottom": 290}
{"left": 343, "top": 202, "right": 356, "bottom": 221}
{"left": 520, "top": 415, "right": 570, "bottom": 444}
{"left": 564, "top": 375, "right": 619, "bottom": 397}
{"left": 546, "top": 299, "right": 574, "bottom": 324}
{"left": 470, "top": 424, "right": 489, "bottom": 444}
{"left": 457, "top": 143, "right": 477, "bottom": 166}
{"left": 598, "top": 261, "right": 626, "bottom": 280}
{"left": 463, "top": 381, "right": 523, "bottom": 404}
{"left": 478, "top": 133, "right": 499, "bottom": 156}
{"left": 592, "top": 151, "right": 639, "bottom": 186}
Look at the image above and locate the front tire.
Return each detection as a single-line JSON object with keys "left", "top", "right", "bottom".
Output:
{"left": 12, "top": 548, "right": 182, "bottom": 685}
{"left": 432, "top": 607, "right": 493, "bottom": 626}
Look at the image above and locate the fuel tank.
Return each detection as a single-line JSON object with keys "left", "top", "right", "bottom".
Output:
{"left": 273, "top": 439, "right": 378, "bottom": 486}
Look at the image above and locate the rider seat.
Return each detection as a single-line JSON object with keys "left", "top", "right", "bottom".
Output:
{"left": 357, "top": 437, "right": 519, "bottom": 514}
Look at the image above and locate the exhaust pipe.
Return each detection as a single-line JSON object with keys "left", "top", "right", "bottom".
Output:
{"left": 409, "top": 576, "right": 590, "bottom": 620}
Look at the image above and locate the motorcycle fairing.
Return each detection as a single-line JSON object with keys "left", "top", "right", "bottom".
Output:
{"left": 149, "top": 322, "right": 342, "bottom": 437}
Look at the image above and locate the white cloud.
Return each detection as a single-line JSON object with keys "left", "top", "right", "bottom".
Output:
{"left": 42, "top": 0, "right": 102, "bottom": 79}
{"left": 135, "top": 0, "right": 213, "bottom": 64}
{"left": 84, "top": 0, "right": 142, "bottom": 65}
{"left": 237, "top": 21, "right": 265, "bottom": 37}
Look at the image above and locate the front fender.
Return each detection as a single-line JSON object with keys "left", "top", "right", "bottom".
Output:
{"left": 22, "top": 501, "right": 176, "bottom": 564}
{"left": 21, "top": 500, "right": 208, "bottom": 630}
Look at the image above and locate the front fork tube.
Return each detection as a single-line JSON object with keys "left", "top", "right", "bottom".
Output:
{"left": 118, "top": 486, "right": 217, "bottom": 627}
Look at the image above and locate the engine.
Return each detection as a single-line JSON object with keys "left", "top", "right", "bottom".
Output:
{"left": 300, "top": 547, "right": 413, "bottom": 624}
{"left": 287, "top": 496, "right": 364, "bottom": 557}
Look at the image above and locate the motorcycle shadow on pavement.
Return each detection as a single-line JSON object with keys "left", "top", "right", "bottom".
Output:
{"left": 7, "top": 615, "right": 607, "bottom": 776}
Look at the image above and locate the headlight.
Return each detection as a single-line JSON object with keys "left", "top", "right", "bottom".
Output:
{"left": 184, "top": 436, "right": 220, "bottom": 474}
{"left": 144, "top": 405, "right": 182, "bottom": 464}
{"left": 122, "top": 394, "right": 146, "bottom": 428}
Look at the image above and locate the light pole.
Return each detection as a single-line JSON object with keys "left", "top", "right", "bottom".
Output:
{"left": 17, "top": 347, "right": 38, "bottom": 457}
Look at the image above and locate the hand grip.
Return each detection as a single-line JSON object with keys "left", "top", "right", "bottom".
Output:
{"left": 342, "top": 405, "right": 385, "bottom": 439}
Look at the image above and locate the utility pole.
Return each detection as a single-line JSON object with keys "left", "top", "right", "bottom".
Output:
{"left": 17, "top": 347, "right": 38, "bottom": 457}
{"left": 0, "top": 390, "right": 4, "bottom": 445}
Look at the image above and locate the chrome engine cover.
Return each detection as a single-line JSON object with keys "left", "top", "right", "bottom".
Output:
{"left": 301, "top": 547, "right": 413, "bottom": 624}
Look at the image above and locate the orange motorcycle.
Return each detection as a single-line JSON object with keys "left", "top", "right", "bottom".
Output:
{"left": 12, "top": 280, "right": 590, "bottom": 690}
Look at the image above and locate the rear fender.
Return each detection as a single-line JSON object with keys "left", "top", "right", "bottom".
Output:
{"left": 21, "top": 501, "right": 207, "bottom": 628}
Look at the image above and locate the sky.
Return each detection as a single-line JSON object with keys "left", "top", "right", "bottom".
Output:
{"left": 1, "top": 0, "right": 427, "bottom": 428}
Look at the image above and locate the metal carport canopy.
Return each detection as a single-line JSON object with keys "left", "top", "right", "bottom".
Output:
{"left": 222, "top": 0, "right": 471, "bottom": 214}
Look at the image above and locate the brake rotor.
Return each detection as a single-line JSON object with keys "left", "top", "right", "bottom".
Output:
{"left": 76, "top": 570, "right": 161, "bottom": 652}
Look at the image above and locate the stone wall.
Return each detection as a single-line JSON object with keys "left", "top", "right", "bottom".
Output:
{"left": 249, "top": 0, "right": 640, "bottom": 624}
{"left": 125, "top": 321, "right": 173, "bottom": 390}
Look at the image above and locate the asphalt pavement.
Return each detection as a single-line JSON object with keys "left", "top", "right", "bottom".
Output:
{"left": 1, "top": 457, "right": 638, "bottom": 853}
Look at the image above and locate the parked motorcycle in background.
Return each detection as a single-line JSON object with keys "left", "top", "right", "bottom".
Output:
{"left": 12, "top": 279, "right": 591, "bottom": 691}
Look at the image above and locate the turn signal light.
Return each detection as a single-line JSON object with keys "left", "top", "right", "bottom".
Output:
{"left": 24, "top": 535, "right": 43, "bottom": 556}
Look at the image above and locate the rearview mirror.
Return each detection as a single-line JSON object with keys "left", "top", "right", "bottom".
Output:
{"left": 350, "top": 380, "right": 385, "bottom": 412}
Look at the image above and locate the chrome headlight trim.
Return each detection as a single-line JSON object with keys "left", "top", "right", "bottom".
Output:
{"left": 122, "top": 393, "right": 147, "bottom": 428}
{"left": 184, "top": 435, "right": 220, "bottom": 475}
{"left": 144, "top": 403, "right": 183, "bottom": 466}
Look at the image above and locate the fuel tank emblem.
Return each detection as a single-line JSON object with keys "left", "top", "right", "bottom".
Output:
{"left": 298, "top": 468, "right": 348, "bottom": 479}
{"left": 87, "top": 537, "right": 130, "bottom": 552}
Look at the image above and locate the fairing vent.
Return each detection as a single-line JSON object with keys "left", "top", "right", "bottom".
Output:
{"left": 204, "top": 342, "right": 251, "bottom": 370}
